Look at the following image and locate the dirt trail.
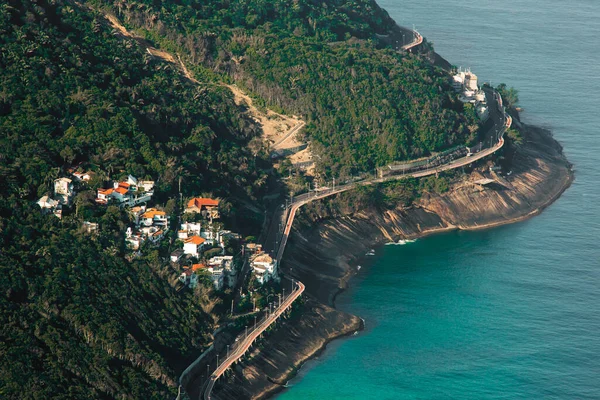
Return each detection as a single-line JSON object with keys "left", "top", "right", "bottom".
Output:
{"left": 225, "top": 84, "right": 304, "bottom": 149}
{"left": 104, "top": 12, "right": 305, "bottom": 148}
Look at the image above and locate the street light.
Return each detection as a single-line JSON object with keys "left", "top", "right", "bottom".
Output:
{"left": 254, "top": 315, "right": 257, "bottom": 330}
{"left": 245, "top": 325, "right": 248, "bottom": 339}
{"left": 227, "top": 345, "right": 230, "bottom": 358}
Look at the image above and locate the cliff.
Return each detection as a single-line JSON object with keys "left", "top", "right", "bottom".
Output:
{"left": 206, "top": 121, "right": 572, "bottom": 399}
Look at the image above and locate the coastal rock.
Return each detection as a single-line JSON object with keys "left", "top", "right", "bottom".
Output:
{"left": 208, "top": 123, "right": 573, "bottom": 399}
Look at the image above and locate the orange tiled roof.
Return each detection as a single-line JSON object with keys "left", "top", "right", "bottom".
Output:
{"left": 187, "top": 197, "right": 220, "bottom": 208}
{"left": 115, "top": 187, "right": 129, "bottom": 195}
{"left": 142, "top": 209, "right": 166, "bottom": 218}
{"left": 185, "top": 235, "right": 205, "bottom": 245}
{"left": 192, "top": 263, "right": 206, "bottom": 271}
{"left": 118, "top": 182, "right": 130, "bottom": 188}
{"left": 98, "top": 188, "right": 114, "bottom": 195}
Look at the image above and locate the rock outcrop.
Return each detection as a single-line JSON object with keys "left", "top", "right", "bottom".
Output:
{"left": 207, "top": 123, "right": 573, "bottom": 399}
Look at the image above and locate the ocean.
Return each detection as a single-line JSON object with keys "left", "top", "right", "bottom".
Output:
{"left": 277, "top": 0, "right": 600, "bottom": 398}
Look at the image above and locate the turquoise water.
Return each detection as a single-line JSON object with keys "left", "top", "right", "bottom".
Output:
{"left": 278, "top": 0, "right": 600, "bottom": 398}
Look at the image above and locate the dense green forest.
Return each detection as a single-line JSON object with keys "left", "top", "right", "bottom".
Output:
{"left": 0, "top": 0, "right": 268, "bottom": 398}
{"left": 91, "top": 0, "right": 479, "bottom": 177}
{"left": 0, "top": 0, "right": 481, "bottom": 398}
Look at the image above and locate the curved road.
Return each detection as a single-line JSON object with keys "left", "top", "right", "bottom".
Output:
{"left": 203, "top": 280, "right": 305, "bottom": 400}
{"left": 203, "top": 100, "right": 510, "bottom": 399}
{"left": 201, "top": 28, "right": 510, "bottom": 399}
{"left": 402, "top": 29, "right": 423, "bottom": 51}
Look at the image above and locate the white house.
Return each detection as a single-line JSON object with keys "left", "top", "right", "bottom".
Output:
{"left": 140, "top": 226, "right": 165, "bottom": 243}
{"left": 170, "top": 249, "right": 185, "bottom": 263}
{"left": 72, "top": 171, "right": 92, "bottom": 182}
{"left": 465, "top": 71, "right": 478, "bottom": 91}
{"left": 250, "top": 253, "right": 278, "bottom": 284}
{"left": 208, "top": 256, "right": 235, "bottom": 288}
{"left": 54, "top": 177, "right": 73, "bottom": 196}
{"left": 54, "top": 177, "right": 74, "bottom": 205}
{"left": 178, "top": 222, "right": 202, "bottom": 239}
{"left": 183, "top": 235, "right": 206, "bottom": 257}
{"left": 476, "top": 104, "right": 490, "bottom": 121}
{"left": 127, "top": 175, "right": 155, "bottom": 192}
{"left": 141, "top": 208, "right": 168, "bottom": 227}
{"left": 179, "top": 269, "right": 198, "bottom": 288}
{"left": 200, "top": 226, "right": 219, "bottom": 245}
{"left": 96, "top": 176, "right": 154, "bottom": 206}
{"left": 37, "top": 196, "right": 62, "bottom": 218}
{"left": 193, "top": 263, "right": 224, "bottom": 290}
{"left": 129, "top": 205, "right": 146, "bottom": 225}
{"left": 126, "top": 227, "right": 145, "bottom": 250}
{"left": 37, "top": 195, "right": 58, "bottom": 210}
{"left": 82, "top": 221, "right": 99, "bottom": 233}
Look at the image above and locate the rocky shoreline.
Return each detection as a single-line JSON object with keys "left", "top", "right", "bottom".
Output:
{"left": 208, "top": 120, "right": 573, "bottom": 399}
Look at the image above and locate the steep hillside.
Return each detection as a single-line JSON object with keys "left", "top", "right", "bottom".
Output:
{"left": 0, "top": 1, "right": 267, "bottom": 398}
{"left": 90, "top": 0, "right": 479, "bottom": 177}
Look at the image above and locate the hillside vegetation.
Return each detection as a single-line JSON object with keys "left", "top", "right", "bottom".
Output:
{"left": 92, "top": 0, "right": 479, "bottom": 177}
{"left": 0, "top": 0, "right": 266, "bottom": 398}
{"left": 0, "top": 0, "right": 480, "bottom": 398}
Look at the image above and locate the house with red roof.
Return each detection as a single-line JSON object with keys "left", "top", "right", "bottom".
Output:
{"left": 179, "top": 269, "right": 198, "bottom": 288}
{"left": 183, "top": 235, "right": 206, "bottom": 257}
{"left": 95, "top": 175, "right": 154, "bottom": 206}
{"left": 185, "top": 197, "right": 220, "bottom": 219}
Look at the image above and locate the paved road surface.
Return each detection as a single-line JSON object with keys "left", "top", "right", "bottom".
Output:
{"left": 203, "top": 280, "right": 305, "bottom": 399}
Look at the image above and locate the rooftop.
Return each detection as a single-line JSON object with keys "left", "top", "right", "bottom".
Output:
{"left": 192, "top": 263, "right": 206, "bottom": 271}
{"left": 253, "top": 253, "right": 274, "bottom": 264}
{"left": 187, "top": 197, "right": 220, "bottom": 208}
{"left": 185, "top": 235, "right": 205, "bottom": 245}
{"left": 142, "top": 208, "right": 166, "bottom": 218}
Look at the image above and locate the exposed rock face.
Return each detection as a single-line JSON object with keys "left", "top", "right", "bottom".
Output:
{"left": 209, "top": 124, "right": 572, "bottom": 399}
{"left": 212, "top": 300, "right": 361, "bottom": 399}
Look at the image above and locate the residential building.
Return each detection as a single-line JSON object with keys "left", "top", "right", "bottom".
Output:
{"left": 200, "top": 226, "right": 219, "bottom": 245}
{"left": 193, "top": 263, "right": 224, "bottom": 290}
{"left": 72, "top": 171, "right": 92, "bottom": 182}
{"left": 208, "top": 255, "right": 236, "bottom": 288}
{"left": 178, "top": 222, "right": 202, "bottom": 239}
{"left": 170, "top": 249, "right": 185, "bottom": 263}
{"left": 179, "top": 269, "right": 198, "bottom": 288}
{"left": 129, "top": 205, "right": 146, "bottom": 225}
{"left": 183, "top": 235, "right": 206, "bottom": 257}
{"left": 37, "top": 195, "right": 59, "bottom": 210}
{"left": 244, "top": 243, "right": 262, "bottom": 255}
{"left": 96, "top": 188, "right": 114, "bottom": 204}
{"left": 140, "top": 226, "right": 164, "bottom": 243}
{"left": 250, "top": 253, "right": 278, "bottom": 284}
{"left": 37, "top": 196, "right": 62, "bottom": 219}
{"left": 125, "top": 227, "right": 144, "bottom": 250}
{"left": 185, "top": 197, "right": 220, "bottom": 219}
{"left": 476, "top": 104, "right": 490, "bottom": 121}
{"left": 96, "top": 175, "right": 154, "bottom": 206}
{"left": 82, "top": 221, "right": 99, "bottom": 233}
{"left": 54, "top": 177, "right": 74, "bottom": 205}
{"left": 141, "top": 208, "right": 168, "bottom": 227}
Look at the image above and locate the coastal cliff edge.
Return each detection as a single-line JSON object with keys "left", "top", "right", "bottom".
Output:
{"left": 208, "top": 120, "right": 573, "bottom": 399}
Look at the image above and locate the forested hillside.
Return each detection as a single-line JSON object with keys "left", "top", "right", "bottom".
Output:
{"left": 92, "top": 0, "right": 479, "bottom": 177}
{"left": 0, "top": 1, "right": 268, "bottom": 398}
{"left": 1, "top": 0, "right": 480, "bottom": 399}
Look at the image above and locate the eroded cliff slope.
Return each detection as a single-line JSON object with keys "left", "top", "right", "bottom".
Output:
{"left": 209, "top": 123, "right": 572, "bottom": 399}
